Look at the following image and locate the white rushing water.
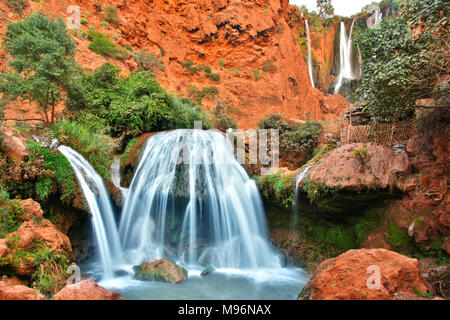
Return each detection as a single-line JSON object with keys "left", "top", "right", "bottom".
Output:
{"left": 59, "top": 146, "right": 124, "bottom": 279}
{"left": 111, "top": 156, "right": 128, "bottom": 199}
{"left": 290, "top": 164, "right": 313, "bottom": 233}
{"left": 305, "top": 20, "right": 315, "bottom": 88}
{"left": 334, "top": 19, "right": 357, "bottom": 94}
{"left": 119, "top": 129, "right": 282, "bottom": 269}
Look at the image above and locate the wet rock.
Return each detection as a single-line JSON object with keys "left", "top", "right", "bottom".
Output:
{"left": 133, "top": 259, "right": 188, "bottom": 283}
{"left": 53, "top": 280, "right": 125, "bottom": 300}
{"left": 0, "top": 239, "right": 8, "bottom": 258}
{"left": 305, "top": 249, "right": 429, "bottom": 300}
{"left": 0, "top": 279, "right": 45, "bottom": 300}
{"left": 200, "top": 265, "right": 216, "bottom": 277}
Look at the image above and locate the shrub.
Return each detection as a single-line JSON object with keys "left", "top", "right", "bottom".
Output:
{"left": 80, "top": 18, "right": 88, "bottom": 26}
{"left": 281, "top": 121, "right": 323, "bottom": 156}
{"left": 52, "top": 120, "right": 117, "bottom": 179}
{"left": 258, "top": 114, "right": 291, "bottom": 134}
{"left": 104, "top": 5, "right": 120, "bottom": 24}
{"left": 7, "top": 0, "right": 28, "bottom": 15}
{"left": 254, "top": 69, "right": 262, "bottom": 81}
{"left": 134, "top": 50, "right": 161, "bottom": 71}
{"left": 182, "top": 61, "right": 203, "bottom": 75}
{"left": 87, "top": 30, "right": 129, "bottom": 59}
{"left": 0, "top": 196, "right": 25, "bottom": 238}
{"left": 352, "top": 146, "right": 370, "bottom": 172}
{"left": 100, "top": 21, "right": 110, "bottom": 29}
{"left": 206, "top": 73, "right": 220, "bottom": 82}
{"left": 211, "top": 100, "right": 237, "bottom": 132}
{"left": 262, "top": 60, "right": 277, "bottom": 73}
{"left": 65, "top": 64, "right": 212, "bottom": 139}
{"left": 218, "top": 58, "right": 225, "bottom": 67}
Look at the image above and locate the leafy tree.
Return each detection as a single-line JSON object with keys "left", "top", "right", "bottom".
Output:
{"left": 0, "top": 12, "right": 76, "bottom": 125}
{"left": 6, "top": 0, "right": 28, "bottom": 16}
{"left": 355, "top": 0, "right": 448, "bottom": 120}
{"left": 316, "top": 0, "right": 334, "bottom": 18}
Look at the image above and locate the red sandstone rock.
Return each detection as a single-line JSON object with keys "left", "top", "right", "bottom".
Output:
{"left": 308, "top": 143, "right": 410, "bottom": 190}
{"left": 0, "top": 239, "right": 8, "bottom": 258}
{"left": 0, "top": 0, "right": 349, "bottom": 129}
{"left": 0, "top": 280, "right": 45, "bottom": 300}
{"left": 53, "top": 280, "right": 125, "bottom": 300}
{"left": 14, "top": 199, "right": 44, "bottom": 222}
{"left": 0, "top": 128, "right": 28, "bottom": 161}
{"left": 308, "top": 249, "right": 429, "bottom": 300}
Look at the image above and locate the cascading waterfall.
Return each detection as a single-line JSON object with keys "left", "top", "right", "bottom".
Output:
{"left": 59, "top": 146, "right": 123, "bottom": 279}
{"left": 290, "top": 164, "right": 313, "bottom": 233}
{"left": 119, "top": 129, "right": 281, "bottom": 269}
{"left": 111, "top": 156, "right": 128, "bottom": 199}
{"left": 305, "top": 20, "right": 315, "bottom": 88}
{"left": 334, "top": 19, "right": 357, "bottom": 94}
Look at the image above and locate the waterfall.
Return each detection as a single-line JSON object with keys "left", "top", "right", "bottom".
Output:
{"left": 59, "top": 146, "right": 123, "bottom": 279}
{"left": 119, "top": 129, "right": 281, "bottom": 269}
{"left": 290, "top": 165, "right": 313, "bottom": 233}
{"left": 305, "top": 20, "right": 315, "bottom": 88}
{"left": 111, "top": 156, "right": 128, "bottom": 199}
{"left": 334, "top": 19, "right": 357, "bottom": 94}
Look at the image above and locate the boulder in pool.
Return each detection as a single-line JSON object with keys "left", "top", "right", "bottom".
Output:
{"left": 133, "top": 259, "right": 188, "bottom": 283}
{"left": 200, "top": 265, "right": 216, "bottom": 277}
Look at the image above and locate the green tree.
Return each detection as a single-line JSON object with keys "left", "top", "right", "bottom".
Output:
{"left": 355, "top": 0, "right": 448, "bottom": 120}
{"left": 0, "top": 12, "right": 76, "bottom": 125}
{"left": 316, "top": 0, "right": 334, "bottom": 18}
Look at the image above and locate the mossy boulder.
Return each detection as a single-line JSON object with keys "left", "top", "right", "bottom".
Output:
{"left": 133, "top": 259, "right": 188, "bottom": 283}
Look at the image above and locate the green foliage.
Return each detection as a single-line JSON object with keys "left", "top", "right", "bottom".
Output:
{"left": 104, "top": 5, "right": 120, "bottom": 24}
{"left": 134, "top": 50, "right": 163, "bottom": 71}
{"left": 80, "top": 18, "right": 88, "bottom": 26}
{"left": 26, "top": 141, "right": 75, "bottom": 201}
{"left": 414, "top": 286, "right": 432, "bottom": 299}
{"left": 87, "top": 30, "right": 129, "bottom": 59}
{"left": 0, "top": 12, "right": 76, "bottom": 124}
{"left": 121, "top": 137, "right": 138, "bottom": 166}
{"left": 7, "top": 0, "right": 28, "bottom": 15}
{"left": 188, "top": 85, "right": 218, "bottom": 105}
{"left": 218, "top": 58, "right": 225, "bottom": 67}
{"left": 181, "top": 61, "right": 203, "bottom": 75}
{"left": 260, "top": 173, "right": 295, "bottom": 209}
{"left": 66, "top": 63, "right": 212, "bottom": 138}
{"left": 253, "top": 69, "right": 262, "bottom": 81}
{"left": 281, "top": 121, "right": 323, "bottom": 157}
{"left": 0, "top": 197, "right": 25, "bottom": 238}
{"left": 100, "top": 21, "right": 110, "bottom": 29}
{"left": 211, "top": 100, "right": 237, "bottom": 132}
{"left": 316, "top": 0, "right": 334, "bottom": 18}
{"left": 258, "top": 114, "right": 291, "bottom": 134}
{"left": 52, "top": 120, "right": 117, "bottom": 179}
{"left": 205, "top": 72, "right": 220, "bottom": 82}
{"left": 355, "top": 0, "right": 448, "bottom": 120}
{"left": 352, "top": 145, "right": 370, "bottom": 172}
{"left": 389, "top": 222, "right": 411, "bottom": 246}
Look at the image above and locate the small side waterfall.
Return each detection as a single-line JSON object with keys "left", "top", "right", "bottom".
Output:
{"left": 334, "top": 20, "right": 357, "bottom": 94}
{"left": 290, "top": 165, "right": 313, "bottom": 233}
{"left": 305, "top": 20, "right": 315, "bottom": 88}
{"left": 111, "top": 157, "right": 128, "bottom": 199}
{"left": 59, "top": 146, "right": 123, "bottom": 279}
{"left": 119, "top": 129, "right": 281, "bottom": 269}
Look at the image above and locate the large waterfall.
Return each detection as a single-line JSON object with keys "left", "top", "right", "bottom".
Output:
{"left": 59, "top": 146, "right": 123, "bottom": 279}
{"left": 305, "top": 20, "right": 315, "bottom": 88}
{"left": 119, "top": 129, "right": 281, "bottom": 269}
{"left": 334, "top": 20, "right": 357, "bottom": 94}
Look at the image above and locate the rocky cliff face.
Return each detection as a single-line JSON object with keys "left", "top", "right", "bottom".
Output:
{"left": 0, "top": 0, "right": 349, "bottom": 129}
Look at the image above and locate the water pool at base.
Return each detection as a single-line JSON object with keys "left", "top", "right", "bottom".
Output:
{"left": 82, "top": 263, "right": 308, "bottom": 300}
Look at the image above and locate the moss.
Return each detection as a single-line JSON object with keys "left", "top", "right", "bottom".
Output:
{"left": 260, "top": 173, "right": 295, "bottom": 209}
{"left": 121, "top": 137, "right": 138, "bottom": 167}
{"left": 0, "top": 197, "right": 25, "bottom": 238}
{"left": 389, "top": 222, "right": 411, "bottom": 246}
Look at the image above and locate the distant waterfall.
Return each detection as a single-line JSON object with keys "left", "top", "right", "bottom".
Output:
{"left": 59, "top": 146, "right": 123, "bottom": 279}
{"left": 305, "top": 20, "right": 315, "bottom": 88}
{"left": 111, "top": 157, "right": 128, "bottom": 199}
{"left": 119, "top": 129, "right": 281, "bottom": 269}
{"left": 334, "top": 19, "right": 357, "bottom": 94}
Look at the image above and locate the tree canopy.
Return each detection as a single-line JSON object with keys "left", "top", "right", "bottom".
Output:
{"left": 316, "top": 0, "right": 334, "bottom": 18}
{"left": 0, "top": 12, "right": 76, "bottom": 124}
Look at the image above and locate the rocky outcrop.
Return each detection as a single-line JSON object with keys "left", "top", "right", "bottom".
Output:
{"left": 308, "top": 143, "right": 410, "bottom": 191}
{"left": 133, "top": 259, "right": 188, "bottom": 283}
{"left": 14, "top": 199, "right": 44, "bottom": 222}
{"left": 0, "top": 279, "right": 45, "bottom": 300}
{"left": 3, "top": 218, "right": 72, "bottom": 276}
{"left": 53, "top": 280, "right": 124, "bottom": 300}
{"left": 0, "top": 128, "right": 28, "bottom": 162}
{"left": 301, "top": 249, "right": 430, "bottom": 300}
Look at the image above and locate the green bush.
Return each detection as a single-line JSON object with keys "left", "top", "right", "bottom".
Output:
{"left": 206, "top": 72, "right": 220, "bottom": 82}
{"left": 26, "top": 142, "right": 75, "bottom": 202}
{"left": 211, "top": 100, "right": 237, "bottom": 132}
{"left": 65, "top": 63, "right": 212, "bottom": 139}
{"left": 100, "top": 21, "right": 110, "bottom": 29}
{"left": 7, "top": 0, "right": 28, "bottom": 15}
{"left": 87, "top": 30, "right": 129, "bottom": 59}
{"left": 80, "top": 18, "right": 88, "bottom": 26}
{"left": 0, "top": 196, "right": 25, "bottom": 238}
{"left": 52, "top": 120, "right": 117, "bottom": 179}
{"left": 258, "top": 114, "right": 291, "bottom": 134}
{"left": 104, "top": 5, "right": 120, "bottom": 24}
{"left": 134, "top": 50, "right": 162, "bottom": 71}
